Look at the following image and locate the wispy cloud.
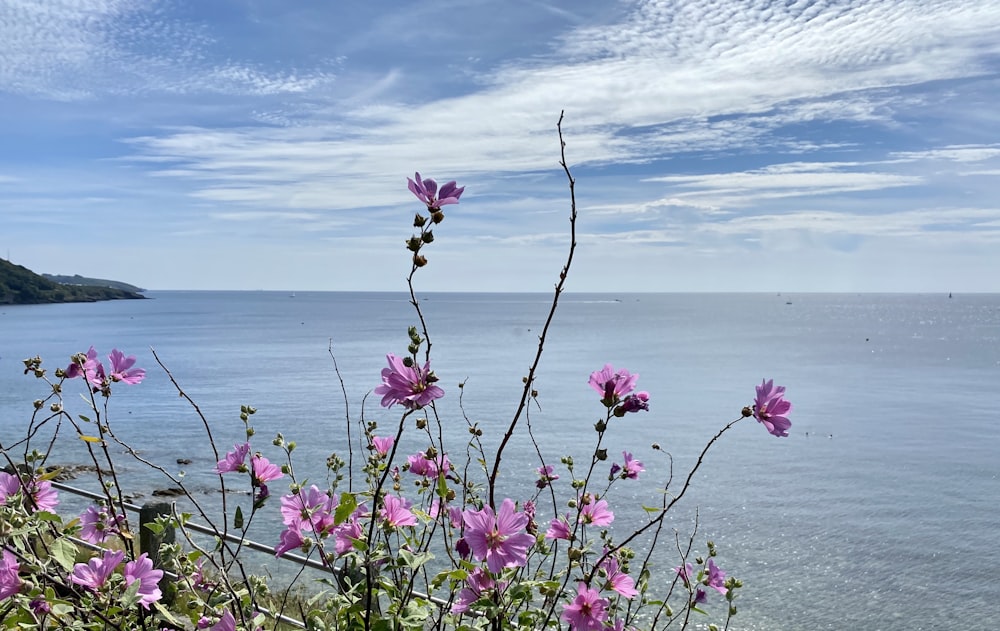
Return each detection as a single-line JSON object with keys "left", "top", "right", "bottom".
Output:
{"left": 2, "top": 0, "right": 1000, "bottom": 290}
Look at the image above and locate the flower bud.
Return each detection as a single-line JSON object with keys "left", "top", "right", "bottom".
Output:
{"left": 416, "top": 418, "right": 427, "bottom": 429}
{"left": 413, "top": 213, "right": 427, "bottom": 228}
{"left": 741, "top": 406, "right": 753, "bottom": 418}
{"left": 594, "top": 420, "right": 607, "bottom": 432}
{"left": 567, "top": 547, "right": 583, "bottom": 561}
{"left": 595, "top": 448, "right": 608, "bottom": 461}
{"left": 421, "top": 230, "right": 435, "bottom": 244}
{"left": 406, "top": 236, "right": 422, "bottom": 252}
{"left": 431, "top": 210, "right": 445, "bottom": 224}
{"left": 402, "top": 356, "right": 414, "bottom": 367}
{"left": 413, "top": 253, "right": 428, "bottom": 267}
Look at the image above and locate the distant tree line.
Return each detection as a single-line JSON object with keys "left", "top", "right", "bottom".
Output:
{"left": 0, "top": 259, "right": 145, "bottom": 305}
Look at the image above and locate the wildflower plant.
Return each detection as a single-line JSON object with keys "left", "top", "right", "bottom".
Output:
{"left": 0, "top": 113, "right": 792, "bottom": 630}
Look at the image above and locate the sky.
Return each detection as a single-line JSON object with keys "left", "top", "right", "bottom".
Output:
{"left": 1, "top": 0, "right": 999, "bottom": 292}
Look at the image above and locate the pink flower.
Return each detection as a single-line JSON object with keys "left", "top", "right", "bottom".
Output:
{"left": 251, "top": 454, "right": 283, "bottom": 485}
{"left": 334, "top": 510, "right": 365, "bottom": 555}
{"left": 371, "top": 436, "right": 394, "bottom": 456}
{"left": 274, "top": 527, "right": 304, "bottom": 557}
{"left": 280, "top": 485, "right": 337, "bottom": 534}
{"left": 544, "top": 516, "right": 572, "bottom": 541}
{"left": 79, "top": 505, "right": 125, "bottom": 544}
{"left": 675, "top": 562, "right": 695, "bottom": 585}
{"left": 0, "top": 549, "right": 21, "bottom": 600}
{"left": 70, "top": 549, "right": 124, "bottom": 592}
{"left": 29, "top": 597, "right": 50, "bottom": 615}
{"left": 65, "top": 347, "right": 144, "bottom": 390}
{"left": 753, "top": 379, "right": 792, "bottom": 437}
{"left": 429, "top": 498, "right": 462, "bottom": 528}
{"left": 535, "top": 464, "right": 559, "bottom": 489}
{"left": 561, "top": 582, "right": 609, "bottom": 631}
{"left": 581, "top": 498, "right": 614, "bottom": 527}
{"left": 381, "top": 495, "right": 417, "bottom": 528}
{"left": 407, "top": 172, "right": 465, "bottom": 211}
{"left": 65, "top": 346, "right": 103, "bottom": 387}
{"left": 610, "top": 451, "right": 644, "bottom": 480}
{"left": 601, "top": 556, "right": 638, "bottom": 599}
{"left": 406, "top": 451, "right": 452, "bottom": 478}
{"left": 124, "top": 553, "right": 163, "bottom": 609}
{"left": 211, "top": 610, "right": 236, "bottom": 631}
{"left": 0, "top": 472, "right": 58, "bottom": 512}
{"left": 107, "top": 349, "right": 145, "bottom": 384}
{"left": 706, "top": 558, "right": 727, "bottom": 595}
{"left": 614, "top": 391, "right": 649, "bottom": 416}
{"left": 374, "top": 354, "right": 444, "bottom": 410}
{"left": 451, "top": 567, "right": 494, "bottom": 615}
{"left": 215, "top": 443, "right": 250, "bottom": 474}
{"left": 588, "top": 364, "right": 639, "bottom": 407}
{"left": 463, "top": 499, "right": 536, "bottom": 573}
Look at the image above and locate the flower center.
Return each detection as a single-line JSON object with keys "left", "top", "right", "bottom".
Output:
{"left": 486, "top": 528, "right": 504, "bottom": 549}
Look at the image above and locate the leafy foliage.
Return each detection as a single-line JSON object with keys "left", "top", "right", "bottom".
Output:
{"left": 0, "top": 259, "right": 145, "bottom": 305}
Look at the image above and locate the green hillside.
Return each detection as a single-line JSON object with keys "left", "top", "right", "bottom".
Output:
{"left": 0, "top": 259, "right": 146, "bottom": 305}
{"left": 41, "top": 273, "right": 145, "bottom": 293}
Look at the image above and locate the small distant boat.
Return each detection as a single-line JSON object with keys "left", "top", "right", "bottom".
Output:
{"left": 948, "top": 292, "right": 953, "bottom": 299}
{"left": 289, "top": 292, "right": 296, "bottom": 298}
{"left": 785, "top": 301, "right": 793, "bottom": 305}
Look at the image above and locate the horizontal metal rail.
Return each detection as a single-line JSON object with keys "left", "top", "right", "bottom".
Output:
{"left": 49, "top": 480, "right": 455, "bottom": 619}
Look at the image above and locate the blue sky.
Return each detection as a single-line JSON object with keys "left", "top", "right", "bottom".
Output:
{"left": 1, "top": 0, "right": 999, "bottom": 292}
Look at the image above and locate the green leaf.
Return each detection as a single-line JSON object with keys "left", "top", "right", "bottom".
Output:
{"left": 154, "top": 602, "right": 185, "bottom": 626}
{"left": 144, "top": 521, "right": 165, "bottom": 535}
{"left": 36, "top": 468, "right": 63, "bottom": 482}
{"left": 49, "top": 538, "right": 78, "bottom": 572}
{"left": 34, "top": 510, "right": 62, "bottom": 524}
{"left": 642, "top": 505, "right": 662, "bottom": 514}
{"left": 234, "top": 505, "right": 244, "bottom": 530}
{"left": 120, "top": 577, "right": 142, "bottom": 609}
{"left": 398, "top": 548, "right": 417, "bottom": 568}
{"left": 396, "top": 549, "right": 433, "bottom": 569}
{"left": 335, "top": 492, "right": 358, "bottom": 525}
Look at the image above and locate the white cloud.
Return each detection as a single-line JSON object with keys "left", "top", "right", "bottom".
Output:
{"left": 889, "top": 145, "right": 1000, "bottom": 163}
{"left": 3, "top": 0, "right": 1000, "bottom": 290}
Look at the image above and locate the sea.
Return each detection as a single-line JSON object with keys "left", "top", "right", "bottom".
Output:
{"left": 0, "top": 291, "right": 997, "bottom": 630}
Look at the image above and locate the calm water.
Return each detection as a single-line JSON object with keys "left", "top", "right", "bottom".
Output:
{"left": 1, "top": 292, "right": 998, "bottom": 630}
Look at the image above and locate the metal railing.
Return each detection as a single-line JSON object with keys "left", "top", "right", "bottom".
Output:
{"left": 49, "top": 479, "right": 454, "bottom": 626}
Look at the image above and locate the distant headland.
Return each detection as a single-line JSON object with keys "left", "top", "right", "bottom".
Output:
{"left": 0, "top": 259, "right": 146, "bottom": 305}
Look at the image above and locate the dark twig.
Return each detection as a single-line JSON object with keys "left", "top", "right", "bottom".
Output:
{"left": 488, "top": 110, "right": 577, "bottom": 509}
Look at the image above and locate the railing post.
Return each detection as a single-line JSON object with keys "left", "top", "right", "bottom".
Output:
{"left": 139, "top": 501, "right": 175, "bottom": 602}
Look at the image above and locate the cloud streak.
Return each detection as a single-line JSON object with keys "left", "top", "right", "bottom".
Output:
{"left": 2, "top": 0, "right": 999, "bottom": 290}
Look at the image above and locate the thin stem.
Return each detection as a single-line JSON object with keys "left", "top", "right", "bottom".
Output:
{"left": 488, "top": 110, "right": 577, "bottom": 509}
